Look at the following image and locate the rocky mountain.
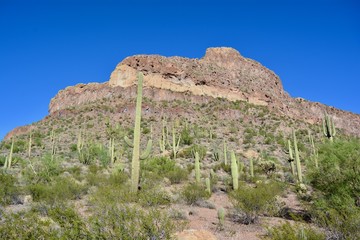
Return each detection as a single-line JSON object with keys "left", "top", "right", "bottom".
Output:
{"left": 6, "top": 47, "right": 360, "bottom": 140}
{"left": 2, "top": 47, "right": 360, "bottom": 240}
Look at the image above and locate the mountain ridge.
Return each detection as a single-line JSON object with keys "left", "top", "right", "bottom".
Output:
{"left": 5, "top": 47, "right": 360, "bottom": 139}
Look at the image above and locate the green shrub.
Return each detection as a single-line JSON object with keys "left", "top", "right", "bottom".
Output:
{"left": 142, "top": 156, "right": 175, "bottom": 175}
{"left": 28, "top": 176, "right": 86, "bottom": 205}
{"left": 138, "top": 186, "right": 171, "bottom": 207}
{"left": 0, "top": 212, "right": 58, "bottom": 239}
{"left": 265, "top": 222, "right": 325, "bottom": 240}
{"left": 229, "top": 181, "right": 284, "bottom": 224}
{"left": 48, "top": 205, "right": 89, "bottom": 238}
{"left": 181, "top": 183, "right": 210, "bottom": 205}
{"left": 0, "top": 173, "right": 21, "bottom": 205}
{"left": 180, "top": 144, "right": 207, "bottom": 160}
{"left": 167, "top": 166, "right": 188, "bottom": 184}
{"left": 24, "top": 153, "right": 63, "bottom": 183}
{"left": 308, "top": 138, "right": 360, "bottom": 239}
{"left": 89, "top": 205, "right": 180, "bottom": 239}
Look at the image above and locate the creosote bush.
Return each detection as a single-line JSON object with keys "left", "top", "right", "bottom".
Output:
{"left": 0, "top": 173, "right": 21, "bottom": 206}
{"left": 229, "top": 181, "right": 284, "bottom": 224}
{"left": 265, "top": 222, "right": 325, "bottom": 240}
{"left": 181, "top": 183, "right": 210, "bottom": 205}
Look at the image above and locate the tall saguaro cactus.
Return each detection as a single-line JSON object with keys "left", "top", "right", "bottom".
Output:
{"left": 28, "top": 132, "right": 32, "bottom": 158}
{"left": 3, "top": 138, "right": 14, "bottom": 170}
{"left": 322, "top": 112, "right": 336, "bottom": 142}
{"left": 231, "top": 151, "right": 239, "bottom": 190}
{"left": 223, "top": 139, "right": 228, "bottom": 165}
{"left": 292, "top": 129, "right": 303, "bottom": 183}
{"left": 130, "top": 72, "right": 152, "bottom": 193}
{"left": 195, "top": 152, "right": 201, "bottom": 184}
{"left": 287, "top": 139, "right": 296, "bottom": 176}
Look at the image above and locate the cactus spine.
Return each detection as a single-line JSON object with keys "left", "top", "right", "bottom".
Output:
{"left": 293, "top": 129, "right": 303, "bottom": 183}
{"left": 130, "top": 72, "right": 152, "bottom": 192}
{"left": 322, "top": 112, "right": 336, "bottom": 142}
{"left": 231, "top": 151, "right": 239, "bottom": 190}
{"left": 287, "top": 139, "right": 296, "bottom": 176}
{"left": 195, "top": 151, "right": 201, "bottom": 184}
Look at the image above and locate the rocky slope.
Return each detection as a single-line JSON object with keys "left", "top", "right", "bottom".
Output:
{"left": 5, "top": 47, "right": 360, "bottom": 140}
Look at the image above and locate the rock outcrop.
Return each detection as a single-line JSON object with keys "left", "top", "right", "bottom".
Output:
{"left": 5, "top": 47, "right": 360, "bottom": 139}
{"left": 46, "top": 47, "right": 360, "bottom": 137}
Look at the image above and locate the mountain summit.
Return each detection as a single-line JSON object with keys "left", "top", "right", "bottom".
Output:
{"left": 39, "top": 47, "right": 360, "bottom": 141}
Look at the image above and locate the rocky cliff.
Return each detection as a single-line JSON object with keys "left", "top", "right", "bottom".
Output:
{"left": 46, "top": 47, "right": 360, "bottom": 137}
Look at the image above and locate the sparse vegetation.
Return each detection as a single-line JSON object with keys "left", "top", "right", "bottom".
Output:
{"left": 0, "top": 73, "right": 358, "bottom": 239}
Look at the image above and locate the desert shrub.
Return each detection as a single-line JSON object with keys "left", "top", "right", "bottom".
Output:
{"left": 142, "top": 156, "right": 188, "bottom": 184}
{"left": 181, "top": 127, "right": 194, "bottom": 145}
{"left": 0, "top": 173, "right": 21, "bottom": 206}
{"left": 229, "top": 181, "right": 284, "bottom": 224}
{"left": 167, "top": 166, "right": 188, "bottom": 184}
{"left": 28, "top": 176, "right": 86, "bottom": 205}
{"left": 220, "top": 162, "right": 232, "bottom": 173}
{"left": 48, "top": 205, "right": 89, "bottom": 238}
{"left": 0, "top": 156, "right": 5, "bottom": 166}
{"left": 181, "top": 183, "right": 210, "bottom": 205}
{"left": 312, "top": 207, "right": 360, "bottom": 240}
{"left": 78, "top": 142, "right": 108, "bottom": 166}
{"left": 265, "top": 222, "right": 325, "bottom": 240}
{"left": 308, "top": 138, "right": 360, "bottom": 239}
{"left": 89, "top": 205, "right": 180, "bottom": 239}
{"left": 180, "top": 144, "right": 207, "bottom": 160}
{"left": 142, "top": 156, "right": 175, "bottom": 175}
{"left": 89, "top": 172, "right": 134, "bottom": 205}
{"left": 0, "top": 212, "right": 58, "bottom": 239}
{"left": 309, "top": 139, "right": 360, "bottom": 207}
{"left": 138, "top": 185, "right": 171, "bottom": 207}
{"left": 24, "top": 153, "right": 63, "bottom": 183}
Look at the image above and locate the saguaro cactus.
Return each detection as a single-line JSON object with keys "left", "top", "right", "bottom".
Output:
{"left": 218, "top": 207, "right": 225, "bottom": 229}
{"left": 322, "top": 112, "right": 336, "bottom": 142}
{"left": 309, "top": 134, "right": 318, "bottom": 168}
{"left": 205, "top": 177, "right": 211, "bottom": 195}
{"left": 231, "top": 151, "right": 239, "bottom": 190}
{"left": 170, "top": 125, "right": 181, "bottom": 159}
{"left": 249, "top": 158, "right": 254, "bottom": 178}
{"left": 195, "top": 151, "right": 201, "bottom": 184}
{"left": 130, "top": 72, "right": 153, "bottom": 192}
{"left": 287, "top": 139, "right": 296, "bottom": 176}
{"left": 292, "top": 129, "right": 303, "bottom": 183}
{"left": 223, "top": 139, "right": 228, "bottom": 165}
{"left": 28, "top": 132, "right": 32, "bottom": 158}
{"left": 159, "top": 119, "right": 168, "bottom": 154}
{"left": 50, "top": 129, "right": 56, "bottom": 161}
{"left": 3, "top": 139, "right": 14, "bottom": 170}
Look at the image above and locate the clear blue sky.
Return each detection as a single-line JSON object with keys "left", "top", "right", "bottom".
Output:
{"left": 1, "top": 0, "right": 359, "bottom": 140}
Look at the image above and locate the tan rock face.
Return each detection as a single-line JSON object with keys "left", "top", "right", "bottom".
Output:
{"left": 108, "top": 47, "right": 285, "bottom": 106}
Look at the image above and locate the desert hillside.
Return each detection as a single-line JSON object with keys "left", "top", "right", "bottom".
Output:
{"left": 1, "top": 47, "right": 359, "bottom": 239}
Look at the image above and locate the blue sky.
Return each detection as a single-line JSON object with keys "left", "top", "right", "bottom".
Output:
{"left": 0, "top": 0, "right": 359, "bottom": 140}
